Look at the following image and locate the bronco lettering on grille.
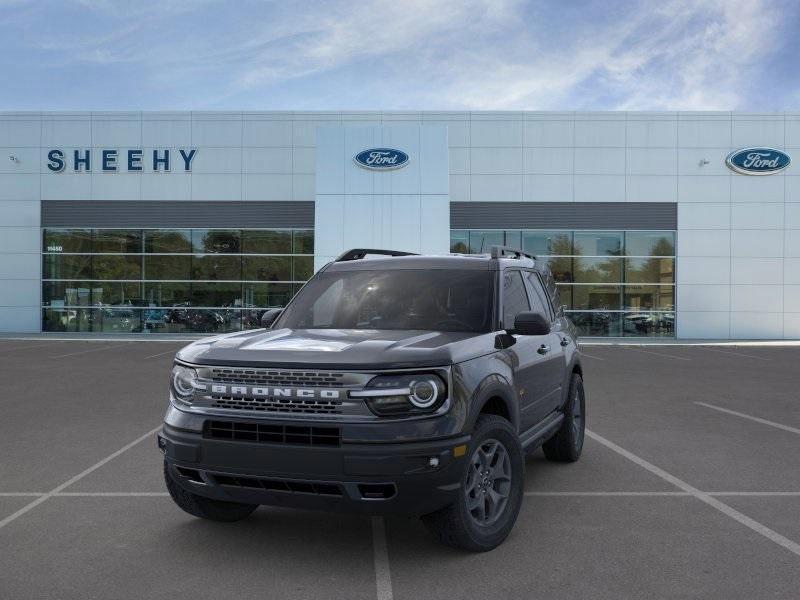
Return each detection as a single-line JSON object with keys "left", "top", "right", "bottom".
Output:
{"left": 208, "top": 384, "right": 341, "bottom": 399}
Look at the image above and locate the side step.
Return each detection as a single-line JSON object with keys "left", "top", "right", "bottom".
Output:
{"left": 519, "top": 412, "right": 564, "bottom": 451}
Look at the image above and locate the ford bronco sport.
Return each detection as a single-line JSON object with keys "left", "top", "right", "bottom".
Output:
{"left": 160, "top": 246, "right": 585, "bottom": 551}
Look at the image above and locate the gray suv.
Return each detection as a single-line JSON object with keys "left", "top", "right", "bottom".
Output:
{"left": 159, "top": 246, "right": 585, "bottom": 551}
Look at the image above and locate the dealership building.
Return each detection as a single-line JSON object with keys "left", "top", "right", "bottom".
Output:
{"left": 0, "top": 110, "right": 798, "bottom": 339}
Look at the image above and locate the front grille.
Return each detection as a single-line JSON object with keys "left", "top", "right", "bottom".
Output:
{"left": 211, "top": 474, "right": 343, "bottom": 497}
{"left": 210, "top": 395, "right": 343, "bottom": 414}
{"left": 205, "top": 420, "right": 341, "bottom": 447}
{"left": 210, "top": 368, "right": 347, "bottom": 387}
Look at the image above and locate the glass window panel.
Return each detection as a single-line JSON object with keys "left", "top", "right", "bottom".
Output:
{"left": 504, "top": 231, "right": 522, "bottom": 250}
{"left": 43, "top": 308, "right": 93, "bottom": 332}
{"left": 93, "top": 230, "right": 142, "bottom": 253}
{"left": 143, "top": 282, "right": 191, "bottom": 307}
{"left": 624, "top": 257, "right": 674, "bottom": 284}
{"left": 144, "top": 230, "right": 191, "bottom": 253}
{"left": 572, "top": 285, "right": 622, "bottom": 310}
{"left": 624, "top": 285, "right": 675, "bottom": 311}
{"left": 143, "top": 255, "right": 192, "bottom": 280}
{"left": 541, "top": 256, "right": 573, "bottom": 283}
{"left": 191, "top": 282, "right": 242, "bottom": 307}
{"left": 450, "top": 231, "right": 469, "bottom": 254}
{"left": 555, "top": 285, "right": 573, "bottom": 310}
{"left": 502, "top": 271, "right": 531, "bottom": 329}
{"left": 43, "top": 254, "right": 92, "bottom": 279}
{"left": 523, "top": 272, "right": 550, "bottom": 318}
{"left": 92, "top": 308, "right": 143, "bottom": 333}
{"left": 622, "top": 312, "right": 675, "bottom": 337}
{"left": 243, "top": 282, "right": 296, "bottom": 308}
{"left": 43, "top": 228, "right": 92, "bottom": 253}
{"left": 242, "top": 256, "right": 291, "bottom": 281}
{"left": 43, "top": 281, "right": 95, "bottom": 307}
{"left": 625, "top": 231, "right": 675, "bottom": 256}
{"left": 242, "top": 230, "right": 292, "bottom": 254}
{"left": 192, "top": 255, "right": 242, "bottom": 280}
{"left": 573, "top": 257, "right": 622, "bottom": 283}
{"left": 293, "top": 256, "right": 313, "bottom": 281}
{"left": 567, "top": 312, "right": 622, "bottom": 337}
{"left": 293, "top": 230, "right": 314, "bottom": 254}
{"left": 191, "top": 229, "right": 241, "bottom": 253}
{"left": 469, "top": 231, "right": 503, "bottom": 254}
{"left": 573, "top": 231, "right": 623, "bottom": 256}
{"left": 92, "top": 255, "right": 142, "bottom": 280}
{"left": 164, "top": 307, "right": 231, "bottom": 333}
{"left": 521, "top": 231, "right": 573, "bottom": 256}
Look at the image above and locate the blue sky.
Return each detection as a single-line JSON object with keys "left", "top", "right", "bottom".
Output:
{"left": 1, "top": 0, "right": 798, "bottom": 111}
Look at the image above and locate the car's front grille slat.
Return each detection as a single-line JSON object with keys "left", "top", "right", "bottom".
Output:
{"left": 210, "top": 395, "right": 343, "bottom": 415}
{"left": 210, "top": 368, "right": 347, "bottom": 387}
{"left": 210, "top": 473, "right": 343, "bottom": 497}
{"left": 205, "top": 420, "right": 341, "bottom": 447}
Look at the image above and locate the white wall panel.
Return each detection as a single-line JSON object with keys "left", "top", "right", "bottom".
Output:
{"left": 471, "top": 174, "right": 522, "bottom": 202}
{"left": 574, "top": 120, "right": 625, "bottom": 147}
{"left": 730, "top": 311, "right": 782, "bottom": 339}
{"left": 677, "top": 119, "right": 732, "bottom": 148}
{"left": 449, "top": 148, "right": 469, "bottom": 174}
{"left": 523, "top": 120, "right": 573, "bottom": 147}
{"left": 0, "top": 148, "right": 39, "bottom": 173}
{"left": 730, "top": 175, "right": 785, "bottom": 203}
{"left": 0, "top": 279, "right": 39, "bottom": 306}
{"left": 523, "top": 148, "right": 573, "bottom": 174}
{"left": 192, "top": 174, "right": 242, "bottom": 200}
{"left": 626, "top": 176, "right": 676, "bottom": 203}
{"left": 243, "top": 148, "right": 292, "bottom": 173}
{"left": 522, "top": 174, "right": 573, "bottom": 203}
{"left": 731, "top": 230, "right": 783, "bottom": 257}
{"left": 732, "top": 119, "right": 785, "bottom": 149}
{"left": 626, "top": 120, "right": 677, "bottom": 148}
{"left": 91, "top": 173, "right": 141, "bottom": 200}
{"left": 677, "top": 230, "right": 730, "bottom": 257}
{"left": 627, "top": 148, "right": 676, "bottom": 175}
{"left": 676, "top": 311, "right": 729, "bottom": 338}
{"left": 0, "top": 119, "right": 41, "bottom": 147}
{"left": 731, "top": 284, "right": 782, "bottom": 312}
{"left": 0, "top": 200, "right": 39, "bottom": 226}
{"left": 0, "top": 174, "right": 39, "bottom": 200}
{"left": 41, "top": 173, "right": 91, "bottom": 200}
{"left": 0, "top": 307, "right": 39, "bottom": 332}
{"left": 292, "top": 174, "right": 315, "bottom": 201}
{"left": 678, "top": 203, "right": 730, "bottom": 229}
{"left": 449, "top": 175, "right": 470, "bottom": 202}
{"left": 574, "top": 148, "right": 625, "bottom": 175}
{"left": 731, "top": 258, "right": 782, "bottom": 285}
{"left": 91, "top": 120, "right": 141, "bottom": 147}
{"left": 242, "top": 174, "right": 291, "bottom": 201}
{"left": 573, "top": 175, "right": 625, "bottom": 202}
{"left": 142, "top": 119, "right": 191, "bottom": 147}
{"left": 677, "top": 176, "right": 730, "bottom": 203}
{"left": 470, "top": 120, "right": 522, "bottom": 147}
{"left": 677, "top": 284, "right": 730, "bottom": 311}
{"left": 471, "top": 148, "right": 522, "bottom": 174}
{"left": 41, "top": 119, "right": 91, "bottom": 146}
{"left": 191, "top": 120, "right": 243, "bottom": 147}
{"left": 141, "top": 174, "right": 191, "bottom": 200}
{"left": 677, "top": 257, "right": 730, "bottom": 284}
{"left": 678, "top": 149, "right": 731, "bottom": 176}
{"left": 731, "top": 203, "right": 784, "bottom": 229}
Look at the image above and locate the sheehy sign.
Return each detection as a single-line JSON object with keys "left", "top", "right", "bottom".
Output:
{"left": 46, "top": 148, "right": 197, "bottom": 172}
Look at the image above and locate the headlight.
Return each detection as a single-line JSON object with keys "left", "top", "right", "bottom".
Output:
{"left": 351, "top": 373, "right": 447, "bottom": 416}
{"left": 171, "top": 364, "right": 198, "bottom": 404}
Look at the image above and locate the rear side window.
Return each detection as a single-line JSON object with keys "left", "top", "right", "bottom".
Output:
{"left": 502, "top": 271, "right": 530, "bottom": 329}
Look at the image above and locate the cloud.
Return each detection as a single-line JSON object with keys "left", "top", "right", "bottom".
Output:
{"left": 0, "top": 0, "right": 795, "bottom": 110}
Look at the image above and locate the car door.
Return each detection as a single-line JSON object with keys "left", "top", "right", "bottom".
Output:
{"left": 523, "top": 270, "right": 567, "bottom": 415}
{"left": 500, "top": 270, "right": 553, "bottom": 431}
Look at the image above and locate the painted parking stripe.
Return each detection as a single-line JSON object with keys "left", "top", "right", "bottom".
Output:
{"left": 623, "top": 346, "right": 691, "bottom": 361}
{"left": 697, "top": 347, "right": 771, "bottom": 361}
{"left": 0, "top": 425, "right": 161, "bottom": 531}
{"left": 696, "top": 402, "right": 800, "bottom": 436}
{"left": 50, "top": 343, "right": 133, "bottom": 358}
{"left": 586, "top": 429, "right": 800, "bottom": 558}
{"left": 371, "top": 517, "right": 393, "bottom": 600}
{"left": 580, "top": 353, "right": 606, "bottom": 361}
{"left": 143, "top": 348, "right": 181, "bottom": 359}
{"left": 0, "top": 342, "right": 66, "bottom": 354}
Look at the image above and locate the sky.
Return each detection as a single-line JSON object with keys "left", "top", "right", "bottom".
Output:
{"left": 1, "top": 0, "right": 798, "bottom": 111}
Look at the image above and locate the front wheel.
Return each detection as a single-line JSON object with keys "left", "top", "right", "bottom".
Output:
{"left": 421, "top": 415, "right": 524, "bottom": 552}
{"left": 542, "top": 373, "right": 585, "bottom": 462}
{"left": 164, "top": 461, "right": 258, "bottom": 522}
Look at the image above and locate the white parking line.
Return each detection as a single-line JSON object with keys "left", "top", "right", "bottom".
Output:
{"left": 580, "top": 353, "right": 606, "bottom": 361}
{"left": 623, "top": 347, "right": 691, "bottom": 361}
{"left": 371, "top": 517, "right": 393, "bottom": 600}
{"left": 0, "top": 425, "right": 161, "bottom": 531}
{"left": 50, "top": 343, "right": 133, "bottom": 358}
{"left": 696, "top": 402, "right": 800, "bottom": 436}
{"left": 697, "top": 347, "right": 771, "bottom": 361}
{"left": 55, "top": 492, "right": 169, "bottom": 497}
{"left": 586, "top": 429, "right": 800, "bottom": 558}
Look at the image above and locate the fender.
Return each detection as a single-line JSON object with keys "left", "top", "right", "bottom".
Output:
{"left": 465, "top": 373, "right": 520, "bottom": 433}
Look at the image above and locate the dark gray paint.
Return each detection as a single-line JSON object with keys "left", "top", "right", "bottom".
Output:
{"left": 450, "top": 202, "right": 677, "bottom": 230}
{"left": 41, "top": 200, "right": 315, "bottom": 228}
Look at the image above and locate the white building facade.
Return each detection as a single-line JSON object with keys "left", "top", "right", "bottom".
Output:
{"left": 0, "top": 110, "right": 798, "bottom": 339}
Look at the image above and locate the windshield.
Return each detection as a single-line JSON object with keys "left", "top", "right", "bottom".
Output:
{"left": 276, "top": 269, "right": 494, "bottom": 332}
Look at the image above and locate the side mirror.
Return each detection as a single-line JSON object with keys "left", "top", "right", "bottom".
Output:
{"left": 512, "top": 311, "right": 550, "bottom": 336}
{"left": 260, "top": 308, "right": 283, "bottom": 329}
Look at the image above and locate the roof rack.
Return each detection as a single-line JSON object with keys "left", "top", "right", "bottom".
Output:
{"left": 489, "top": 246, "right": 536, "bottom": 261}
{"left": 335, "top": 248, "right": 418, "bottom": 262}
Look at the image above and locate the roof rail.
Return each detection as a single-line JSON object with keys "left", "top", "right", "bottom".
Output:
{"left": 489, "top": 245, "right": 536, "bottom": 261}
{"left": 335, "top": 248, "right": 418, "bottom": 262}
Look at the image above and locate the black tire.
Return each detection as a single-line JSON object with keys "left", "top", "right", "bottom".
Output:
{"left": 542, "top": 373, "right": 585, "bottom": 462}
{"left": 421, "top": 415, "right": 524, "bottom": 552}
{"left": 163, "top": 461, "right": 258, "bottom": 522}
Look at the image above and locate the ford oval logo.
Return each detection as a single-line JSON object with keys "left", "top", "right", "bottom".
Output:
{"left": 726, "top": 147, "right": 790, "bottom": 175}
{"left": 354, "top": 148, "right": 409, "bottom": 170}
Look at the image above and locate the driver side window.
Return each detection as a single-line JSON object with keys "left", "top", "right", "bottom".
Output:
{"left": 502, "top": 271, "right": 531, "bottom": 329}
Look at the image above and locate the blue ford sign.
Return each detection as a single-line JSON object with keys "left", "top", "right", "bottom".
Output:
{"left": 725, "top": 147, "right": 790, "bottom": 175}
{"left": 354, "top": 148, "right": 409, "bottom": 170}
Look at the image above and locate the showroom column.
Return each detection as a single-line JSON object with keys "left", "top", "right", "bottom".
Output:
{"left": 313, "top": 123, "right": 450, "bottom": 270}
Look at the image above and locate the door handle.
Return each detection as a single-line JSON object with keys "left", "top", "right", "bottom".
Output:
{"left": 537, "top": 344, "right": 551, "bottom": 355}
{"left": 560, "top": 337, "right": 569, "bottom": 347}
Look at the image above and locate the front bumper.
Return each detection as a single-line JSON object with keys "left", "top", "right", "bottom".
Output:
{"left": 159, "top": 420, "right": 470, "bottom": 517}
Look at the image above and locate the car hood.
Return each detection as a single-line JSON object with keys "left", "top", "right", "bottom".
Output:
{"left": 176, "top": 328, "right": 496, "bottom": 370}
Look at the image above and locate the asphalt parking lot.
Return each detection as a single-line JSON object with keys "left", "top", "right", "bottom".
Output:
{"left": 0, "top": 339, "right": 799, "bottom": 599}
